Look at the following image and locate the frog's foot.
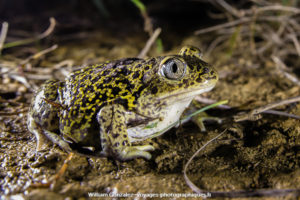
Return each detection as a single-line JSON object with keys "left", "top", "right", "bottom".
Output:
{"left": 27, "top": 116, "right": 51, "bottom": 151}
{"left": 192, "top": 112, "right": 222, "bottom": 132}
{"left": 117, "top": 145, "right": 155, "bottom": 161}
{"left": 43, "top": 129, "right": 72, "bottom": 152}
{"left": 34, "top": 129, "right": 52, "bottom": 152}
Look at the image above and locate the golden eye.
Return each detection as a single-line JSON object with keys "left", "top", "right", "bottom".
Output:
{"left": 161, "top": 58, "right": 186, "bottom": 80}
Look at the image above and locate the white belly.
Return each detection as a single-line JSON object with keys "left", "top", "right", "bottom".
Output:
{"left": 127, "top": 98, "right": 193, "bottom": 142}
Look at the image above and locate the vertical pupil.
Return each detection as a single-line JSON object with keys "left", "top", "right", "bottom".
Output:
{"left": 172, "top": 63, "right": 178, "bottom": 73}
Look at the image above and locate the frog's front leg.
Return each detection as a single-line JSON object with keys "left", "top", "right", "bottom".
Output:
{"left": 97, "top": 104, "right": 154, "bottom": 161}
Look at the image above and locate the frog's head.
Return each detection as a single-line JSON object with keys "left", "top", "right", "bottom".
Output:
{"left": 142, "top": 46, "right": 218, "bottom": 105}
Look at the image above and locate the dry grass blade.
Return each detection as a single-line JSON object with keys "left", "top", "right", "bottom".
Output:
{"left": 272, "top": 55, "right": 300, "bottom": 86}
{"left": 215, "top": 0, "right": 243, "bottom": 18}
{"left": 255, "top": 5, "right": 300, "bottom": 14}
{"left": 138, "top": 27, "right": 161, "bottom": 58}
{"left": 289, "top": 34, "right": 300, "bottom": 56}
{"left": 20, "top": 44, "right": 58, "bottom": 66}
{"left": 0, "top": 21, "right": 9, "bottom": 53}
{"left": 3, "top": 17, "right": 56, "bottom": 49}
{"left": 194, "top": 17, "right": 251, "bottom": 35}
{"left": 234, "top": 96, "right": 300, "bottom": 122}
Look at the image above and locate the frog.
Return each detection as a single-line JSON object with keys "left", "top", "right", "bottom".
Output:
{"left": 27, "top": 46, "right": 218, "bottom": 161}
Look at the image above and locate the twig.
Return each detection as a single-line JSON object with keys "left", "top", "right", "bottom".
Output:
{"left": 3, "top": 17, "right": 56, "bottom": 49}
{"left": 263, "top": 110, "right": 300, "bottom": 120}
{"left": 138, "top": 27, "right": 161, "bottom": 59}
{"left": 0, "top": 109, "right": 28, "bottom": 116}
{"left": 205, "top": 35, "right": 229, "bottom": 57}
{"left": 194, "top": 17, "right": 251, "bottom": 35}
{"left": 234, "top": 96, "right": 300, "bottom": 122}
{"left": 25, "top": 74, "right": 53, "bottom": 80}
{"left": 53, "top": 59, "right": 74, "bottom": 70}
{"left": 215, "top": 0, "right": 243, "bottom": 18}
{"left": 0, "top": 22, "right": 9, "bottom": 53}
{"left": 288, "top": 34, "right": 300, "bottom": 57}
{"left": 20, "top": 44, "right": 58, "bottom": 66}
{"left": 256, "top": 5, "right": 300, "bottom": 14}
{"left": 272, "top": 55, "right": 300, "bottom": 86}
{"left": 271, "top": 55, "right": 290, "bottom": 71}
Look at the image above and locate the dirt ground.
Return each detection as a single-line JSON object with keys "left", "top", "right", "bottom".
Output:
{"left": 1, "top": 1, "right": 300, "bottom": 199}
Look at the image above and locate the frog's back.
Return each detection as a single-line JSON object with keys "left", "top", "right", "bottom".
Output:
{"left": 59, "top": 58, "right": 149, "bottom": 142}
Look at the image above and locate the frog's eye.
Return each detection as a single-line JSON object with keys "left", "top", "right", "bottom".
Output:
{"left": 161, "top": 58, "right": 186, "bottom": 80}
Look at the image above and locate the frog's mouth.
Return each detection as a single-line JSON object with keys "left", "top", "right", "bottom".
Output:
{"left": 157, "top": 84, "right": 216, "bottom": 103}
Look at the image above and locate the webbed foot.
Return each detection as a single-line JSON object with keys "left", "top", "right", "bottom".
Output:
{"left": 117, "top": 145, "right": 155, "bottom": 160}
{"left": 192, "top": 112, "right": 222, "bottom": 132}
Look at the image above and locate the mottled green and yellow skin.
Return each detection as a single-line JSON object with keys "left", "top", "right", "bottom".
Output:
{"left": 27, "top": 46, "right": 218, "bottom": 161}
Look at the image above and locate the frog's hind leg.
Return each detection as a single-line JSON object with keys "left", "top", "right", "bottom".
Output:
{"left": 97, "top": 104, "right": 155, "bottom": 161}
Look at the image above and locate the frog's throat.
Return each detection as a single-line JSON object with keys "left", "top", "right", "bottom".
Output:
{"left": 157, "top": 84, "right": 216, "bottom": 103}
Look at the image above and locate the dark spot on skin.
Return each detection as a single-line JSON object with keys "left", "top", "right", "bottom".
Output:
{"left": 122, "top": 140, "right": 128, "bottom": 146}
{"left": 89, "top": 96, "right": 97, "bottom": 104}
{"left": 121, "top": 91, "right": 128, "bottom": 96}
{"left": 183, "top": 49, "right": 187, "bottom": 55}
{"left": 119, "top": 58, "right": 141, "bottom": 65}
{"left": 132, "top": 85, "right": 147, "bottom": 100}
{"left": 196, "top": 77, "right": 202, "bottom": 83}
{"left": 103, "top": 77, "right": 112, "bottom": 84}
{"left": 123, "top": 134, "right": 127, "bottom": 138}
{"left": 135, "top": 64, "right": 142, "bottom": 68}
{"left": 145, "top": 65, "right": 150, "bottom": 70}
{"left": 85, "top": 109, "right": 94, "bottom": 116}
{"left": 114, "top": 98, "right": 129, "bottom": 109}
{"left": 113, "top": 133, "right": 120, "bottom": 138}
{"left": 210, "top": 71, "right": 214, "bottom": 75}
{"left": 81, "top": 117, "right": 87, "bottom": 125}
{"left": 120, "top": 67, "right": 129, "bottom": 75}
{"left": 98, "top": 93, "right": 107, "bottom": 102}
{"left": 112, "top": 63, "right": 118, "bottom": 69}
{"left": 88, "top": 87, "right": 95, "bottom": 93}
{"left": 151, "top": 86, "right": 158, "bottom": 94}
{"left": 102, "top": 70, "right": 110, "bottom": 76}
{"left": 101, "top": 138, "right": 107, "bottom": 143}
{"left": 190, "top": 47, "right": 197, "bottom": 51}
{"left": 81, "top": 101, "right": 87, "bottom": 108}
{"left": 132, "top": 71, "right": 140, "bottom": 79}
{"left": 114, "top": 142, "right": 119, "bottom": 147}
{"left": 112, "top": 87, "right": 121, "bottom": 95}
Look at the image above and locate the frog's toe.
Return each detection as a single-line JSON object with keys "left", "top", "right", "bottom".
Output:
{"left": 192, "top": 113, "right": 222, "bottom": 132}
{"left": 134, "top": 145, "right": 155, "bottom": 151}
{"left": 118, "top": 145, "right": 155, "bottom": 160}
